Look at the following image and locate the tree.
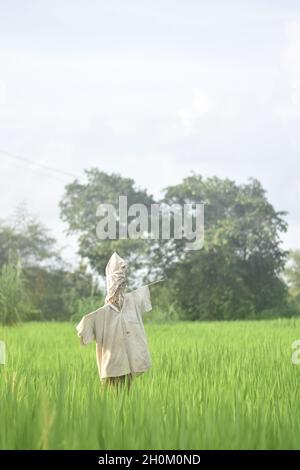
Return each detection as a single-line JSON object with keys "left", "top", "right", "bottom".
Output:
{"left": 0, "top": 207, "right": 58, "bottom": 268}
{"left": 59, "top": 168, "right": 155, "bottom": 282}
{"left": 155, "top": 175, "right": 290, "bottom": 319}
{"left": 59, "top": 169, "right": 291, "bottom": 320}
{"left": 24, "top": 262, "right": 102, "bottom": 321}
{"left": 285, "top": 250, "right": 300, "bottom": 308}
{"left": 0, "top": 258, "right": 41, "bottom": 325}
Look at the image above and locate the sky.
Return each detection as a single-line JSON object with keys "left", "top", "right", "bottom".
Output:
{"left": 0, "top": 0, "right": 300, "bottom": 264}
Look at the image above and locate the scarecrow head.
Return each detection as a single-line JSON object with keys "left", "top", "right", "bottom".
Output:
{"left": 105, "top": 252, "right": 128, "bottom": 311}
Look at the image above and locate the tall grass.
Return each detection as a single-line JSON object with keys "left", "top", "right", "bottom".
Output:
{"left": 0, "top": 319, "right": 300, "bottom": 449}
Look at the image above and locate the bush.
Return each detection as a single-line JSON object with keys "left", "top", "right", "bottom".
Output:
{"left": 0, "top": 261, "right": 41, "bottom": 325}
{"left": 70, "top": 295, "right": 104, "bottom": 323}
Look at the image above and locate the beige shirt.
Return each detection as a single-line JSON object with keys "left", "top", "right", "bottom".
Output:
{"left": 76, "top": 285, "right": 152, "bottom": 380}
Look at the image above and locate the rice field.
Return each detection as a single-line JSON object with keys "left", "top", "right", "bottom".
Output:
{"left": 0, "top": 318, "right": 300, "bottom": 450}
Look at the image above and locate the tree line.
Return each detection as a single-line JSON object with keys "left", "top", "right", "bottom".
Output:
{"left": 1, "top": 170, "right": 299, "bottom": 324}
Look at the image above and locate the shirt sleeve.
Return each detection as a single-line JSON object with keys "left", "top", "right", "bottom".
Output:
{"left": 76, "top": 312, "right": 95, "bottom": 345}
{"left": 134, "top": 285, "right": 152, "bottom": 316}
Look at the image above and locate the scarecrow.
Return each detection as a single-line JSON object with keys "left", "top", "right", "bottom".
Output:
{"left": 76, "top": 252, "right": 161, "bottom": 392}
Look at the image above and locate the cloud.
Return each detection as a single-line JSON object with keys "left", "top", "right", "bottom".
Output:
{"left": 0, "top": 79, "right": 7, "bottom": 106}
{"left": 178, "top": 89, "right": 216, "bottom": 134}
{"left": 278, "top": 21, "right": 300, "bottom": 111}
{"left": 176, "top": 87, "right": 243, "bottom": 138}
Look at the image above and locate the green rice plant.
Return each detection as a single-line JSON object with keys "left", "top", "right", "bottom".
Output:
{"left": 1, "top": 318, "right": 300, "bottom": 449}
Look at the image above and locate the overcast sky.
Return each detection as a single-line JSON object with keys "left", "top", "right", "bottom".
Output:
{"left": 0, "top": 0, "right": 300, "bottom": 263}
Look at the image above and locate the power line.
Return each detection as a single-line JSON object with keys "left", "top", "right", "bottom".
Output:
{"left": 0, "top": 149, "right": 79, "bottom": 180}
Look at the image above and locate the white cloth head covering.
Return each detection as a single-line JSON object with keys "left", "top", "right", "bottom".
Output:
{"left": 105, "top": 252, "right": 128, "bottom": 310}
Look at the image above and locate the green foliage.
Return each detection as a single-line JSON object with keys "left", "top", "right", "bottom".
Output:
{"left": 0, "top": 173, "right": 294, "bottom": 322}
{"left": 0, "top": 208, "right": 58, "bottom": 268}
{"left": 0, "top": 208, "right": 103, "bottom": 322}
{"left": 285, "top": 250, "right": 300, "bottom": 309}
{"left": 70, "top": 295, "right": 104, "bottom": 323}
{"left": 0, "top": 260, "right": 41, "bottom": 325}
{"left": 146, "top": 283, "right": 181, "bottom": 323}
{"left": 59, "top": 168, "right": 155, "bottom": 282}
{"left": 156, "top": 176, "right": 290, "bottom": 319}
{"left": 60, "top": 171, "right": 291, "bottom": 320}
{"left": 24, "top": 264, "right": 103, "bottom": 321}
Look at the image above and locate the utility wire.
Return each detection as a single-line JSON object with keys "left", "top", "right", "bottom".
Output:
{"left": 0, "top": 149, "right": 79, "bottom": 180}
